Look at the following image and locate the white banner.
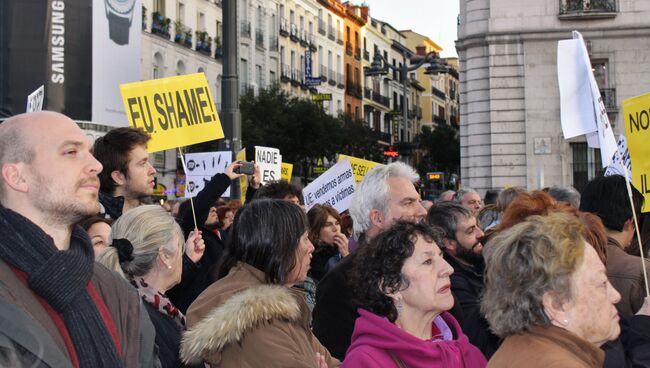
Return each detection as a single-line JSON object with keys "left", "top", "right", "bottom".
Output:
{"left": 558, "top": 31, "right": 617, "bottom": 167}
{"left": 255, "top": 146, "right": 282, "bottom": 185}
{"left": 303, "top": 157, "right": 356, "bottom": 213}
{"left": 26, "top": 85, "right": 45, "bottom": 113}
{"left": 184, "top": 151, "right": 232, "bottom": 198}
{"left": 605, "top": 135, "right": 632, "bottom": 177}
{"left": 92, "top": 0, "right": 141, "bottom": 126}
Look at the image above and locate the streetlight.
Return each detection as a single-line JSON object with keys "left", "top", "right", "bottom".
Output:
{"left": 365, "top": 48, "right": 449, "bottom": 162}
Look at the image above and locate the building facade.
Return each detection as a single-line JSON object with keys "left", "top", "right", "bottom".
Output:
{"left": 342, "top": 4, "right": 367, "bottom": 121}
{"left": 361, "top": 17, "right": 394, "bottom": 146}
{"left": 457, "top": 0, "right": 650, "bottom": 192}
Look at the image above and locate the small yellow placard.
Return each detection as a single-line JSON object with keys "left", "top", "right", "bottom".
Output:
{"left": 120, "top": 73, "right": 224, "bottom": 153}
{"left": 337, "top": 154, "right": 381, "bottom": 184}
{"left": 281, "top": 163, "right": 293, "bottom": 181}
{"left": 623, "top": 92, "right": 650, "bottom": 212}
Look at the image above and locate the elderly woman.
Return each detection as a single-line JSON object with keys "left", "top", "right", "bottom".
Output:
{"left": 343, "top": 221, "right": 487, "bottom": 367}
{"left": 97, "top": 205, "right": 204, "bottom": 368}
{"left": 307, "top": 204, "right": 349, "bottom": 282}
{"left": 180, "top": 199, "right": 340, "bottom": 367}
{"left": 483, "top": 212, "right": 621, "bottom": 367}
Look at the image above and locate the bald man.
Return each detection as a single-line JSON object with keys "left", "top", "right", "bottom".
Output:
{"left": 0, "top": 112, "right": 156, "bottom": 367}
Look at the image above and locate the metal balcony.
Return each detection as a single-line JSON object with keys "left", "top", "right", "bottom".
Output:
{"left": 240, "top": 21, "right": 251, "bottom": 38}
{"left": 559, "top": 0, "right": 617, "bottom": 19}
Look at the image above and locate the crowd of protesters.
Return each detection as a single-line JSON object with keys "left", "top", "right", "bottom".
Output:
{"left": 1, "top": 111, "right": 650, "bottom": 367}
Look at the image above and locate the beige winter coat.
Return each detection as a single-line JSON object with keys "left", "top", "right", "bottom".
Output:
{"left": 180, "top": 262, "right": 340, "bottom": 367}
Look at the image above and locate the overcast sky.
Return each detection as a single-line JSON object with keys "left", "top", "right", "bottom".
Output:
{"left": 363, "top": 0, "right": 460, "bottom": 58}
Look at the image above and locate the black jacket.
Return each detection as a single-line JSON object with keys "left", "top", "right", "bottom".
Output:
{"left": 168, "top": 173, "right": 231, "bottom": 313}
{"left": 98, "top": 191, "right": 125, "bottom": 220}
{"left": 312, "top": 251, "right": 358, "bottom": 360}
{"left": 444, "top": 252, "right": 500, "bottom": 358}
{"left": 143, "top": 303, "right": 202, "bottom": 368}
{"left": 603, "top": 313, "right": 650, "bottom": 368}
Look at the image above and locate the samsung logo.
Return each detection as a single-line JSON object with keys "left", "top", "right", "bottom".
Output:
{"left": 51, "top": 0, "right": 65, "bottom": 84}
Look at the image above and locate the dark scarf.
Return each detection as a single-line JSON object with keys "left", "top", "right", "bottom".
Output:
{"left": 0, "top": 207, "right": 123, "bottom": 368}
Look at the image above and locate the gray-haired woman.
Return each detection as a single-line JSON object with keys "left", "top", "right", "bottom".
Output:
{"left": 482, "top": 212, "right": 621, "bottom": 367}
{"left": 97, "top": 204, "right": 204, "bottom": 368}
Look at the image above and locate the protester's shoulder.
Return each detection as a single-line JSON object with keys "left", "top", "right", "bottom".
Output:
{"left": 92, "top": 262, "right": 138, "bottom": 300}
{"left": 341, "top": 345, "right": 385, "bottom": 368}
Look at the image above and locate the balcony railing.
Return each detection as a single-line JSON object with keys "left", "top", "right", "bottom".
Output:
{"left": 559, "top": 0, "right": 617, "bottom": 19}
{"left": 290, "top": 23, "right": 299, "bottom": 42}
{"left": 336, "top": 73, "right": 344, "bottom": 89}
{"left": 346, "top": 81, "right": 363, "bottom": 99}
{"left": 240, "top": 20, "right": 251, "bottom": 38}
{"left": 364, "top": 88, "right": 390, "bottom": 107}
{"left": 354, "top": 47, "right": 361, "bottom": 61}
{"left": 299, "top": 29, "right": 309, "bottom": 47}
{"left": 328, "top": 68, "right": 336, "bottom": 86}
{"left": 320, "top": 65, "right": 328, "bottom": 81}
{"left": 269, "top": 36, "right": 279, "bottom": 51}
{"left": 308, "top": 33, "right": 317, "bottom": 52}
{"left": 336, "top": 30, "right": 343, "bottom": 45}
{"left": 345, "top": 42, "right": 353, "bottom": 56}
{"left": 174, "top": 24, "right": 193, "bottom": 48}
{"left": 255, "top": 30, "right": 264, "bottom": 48}
{"left": 280, "top": 18, "right": 289, "bottom": 36}
{"left": 195, "top": 31, "right": 212, "bottom": 55}
{"left": 363, "top": 50, "right": 370, "bottom": 61}
{"left": 280, "top": 63, "right": 291, "bottom": 82}
{"left": 372, "top": 128, "right": 392, "bottom": 144}
{"left": 433, "top": 115, "right": 446, "bottom": 125}
{"left": 328, "top": 25, "right": 336, "bottom": 41}
{"left": 600, "top": 88, "right": 617, "bottom": 112}
{"left": 151, "top": 12, "right": 171, "bottom": 39}
{"left": 431, "top": 86, "right": 446, "bottom": 100}
{"left": 318, "top": 19, "right": 326, "bottom": 35}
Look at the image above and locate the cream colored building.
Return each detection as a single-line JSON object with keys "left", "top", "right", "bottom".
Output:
{"left": 361, "top": 17, "right": 394, "bottom": 145}
{"left": 457, "top": 0, "right": 650, "bottom": 192}
{"left": 402, "top": 31, "right": 444, "bottom": 134}
{"left": 238, "top": 0, "right": 281, "bottom": 95}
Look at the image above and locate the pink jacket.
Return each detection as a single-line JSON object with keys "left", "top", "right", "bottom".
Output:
{"left": 343, "top": 308, "right": 487, "bottom": 368}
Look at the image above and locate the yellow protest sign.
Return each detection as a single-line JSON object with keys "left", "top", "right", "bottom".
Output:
{"left": 281, "top": 163, "right": 293, "bottom": 181}
{"left": 624, "top": 92, "right": 650, "bottom": 212}
{"left": 338, "top": 154, "right": 381, "bottom": 184}
{"left": 120, "top": 73, "right": 224, "bottom": 153}
{"left": 237, "top": 148, "right": 248, "bottom": 204}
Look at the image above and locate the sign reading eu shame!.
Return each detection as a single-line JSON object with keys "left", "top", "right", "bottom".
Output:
{"left": 120, "top": 73, "right": 224, "bottom": 153}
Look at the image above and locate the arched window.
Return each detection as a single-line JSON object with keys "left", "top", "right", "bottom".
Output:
{"left": 176, "top": 60, "right": 186, "bottom": 75}
{"left": 153, "top": 52, "right": 164, "bottom": 79}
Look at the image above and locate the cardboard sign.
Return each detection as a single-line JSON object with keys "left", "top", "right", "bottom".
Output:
{"left": 605, "top": 135, "right": 631, "bottom": 177}
{"left": 184, "top": 151, "right": 232, "bottom": 198}
{"left": 119, "top": 73, "right": 224, "bottom": 153}
{"left": 237, "top": 148, "right": 248, "bottom": 204}
{"left": 281, "top": 162, "right": 293, "bottom": 182}
{"left": 338, "top": 154, "right": 381, "bottom": 184}
{"left": 255, "top": 146, "right": 282, "bottom": 185}
{"left": 303, "top": 157, "right": 356, "bottom": 213}
{"left": 26, "top": 85, "right": 44, "bottom": 113}
{"left": 624, "top": 92, "right": 650, "bottom": 212}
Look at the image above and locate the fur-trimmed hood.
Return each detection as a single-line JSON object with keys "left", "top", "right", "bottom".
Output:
{"left": 180, "top": 264, "right": 302, "bottom": 364}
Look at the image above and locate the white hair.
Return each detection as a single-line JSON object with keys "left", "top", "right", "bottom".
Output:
{"left": 349, "top": 162, "right": 420, "bottom": 240}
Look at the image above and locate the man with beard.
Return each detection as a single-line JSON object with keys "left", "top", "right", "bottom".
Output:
{"left": 93, "top": 127, "right": 156, "bottom": 219}
{"left": 0, "top": 112, "right": 156, "bottom": 367}
{"left": 427, "top": 201, "right": 499, "bottom": 358}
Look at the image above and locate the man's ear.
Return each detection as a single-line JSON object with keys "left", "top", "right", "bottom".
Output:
{"left": 1, "top": 163, "right": 28, "bottom": 193}
{"left": 623, "top": 218, "right": 635, "bottom": 232}
{"left": 111, "top": 170, "right": 126, "bottom": 186}
{"left": 443, "top": 238, "right": 457, "bottom": 254}
{"left": 369, "top": 208, "right": 384, "bottom": 229}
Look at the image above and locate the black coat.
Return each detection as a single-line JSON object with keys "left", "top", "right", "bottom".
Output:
{"left": 312, "top": 251, "right": 358, "bottom": 360}
{"left": 168, "top": 173, "right": 231, "bottom": 313}
{"left": 603, "top": 313, "right": 650, "bottom": 367}
{"left": 143, "top": 303, "right": 202, "bottom": 368}
{"left": 444, "top": 252, "right": 500, "bottom": 358}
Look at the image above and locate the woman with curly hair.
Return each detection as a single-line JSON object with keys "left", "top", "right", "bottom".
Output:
{"left": 343, "top": 221, "right": 487, "bottom": 367}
